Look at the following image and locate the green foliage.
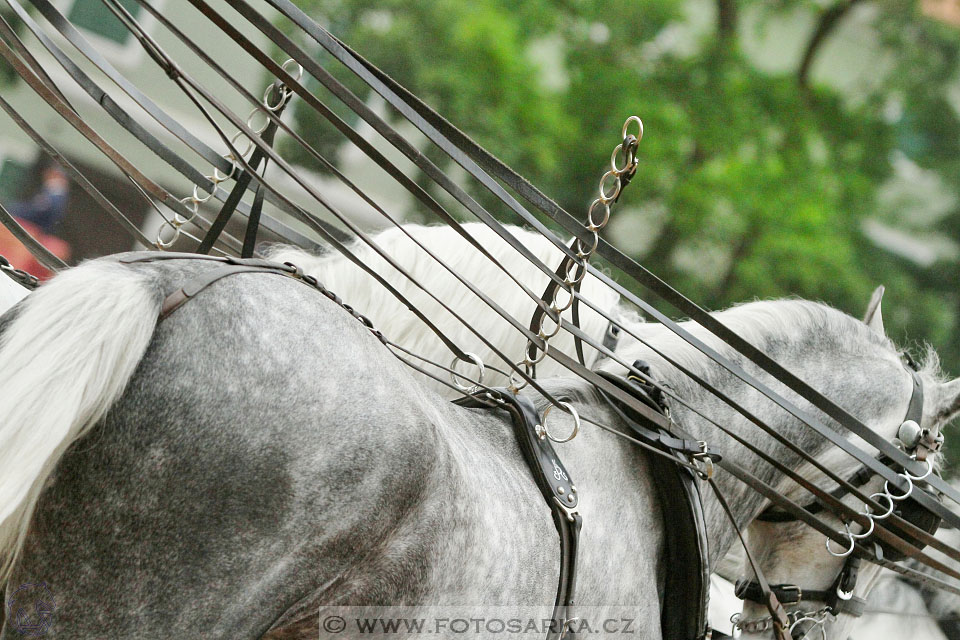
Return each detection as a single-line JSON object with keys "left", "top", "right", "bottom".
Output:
{"left": 282, "top": 1, "right": 960, "bottom": 458}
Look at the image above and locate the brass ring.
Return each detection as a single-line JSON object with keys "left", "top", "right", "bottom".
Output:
{"left": 621, "top": 115, "right": 644, "bottom": 143}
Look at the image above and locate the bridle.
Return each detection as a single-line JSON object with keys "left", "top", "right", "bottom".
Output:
{"left": 589, "top": 322, "right": 948, "bottom": 640}
{"left": 731, "top": 361, "right": 944, "bottom": 639}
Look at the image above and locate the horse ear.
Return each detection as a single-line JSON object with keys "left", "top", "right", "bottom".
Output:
{"left": 937, "top": 378, "right": 960, "bottom": 425}
{"left": 863, "top": 285, "right": 885, "bottom": 337}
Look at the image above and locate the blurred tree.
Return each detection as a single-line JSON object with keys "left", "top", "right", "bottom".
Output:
{"left": 282, "top": 1, "right": 960, "bottom": 393}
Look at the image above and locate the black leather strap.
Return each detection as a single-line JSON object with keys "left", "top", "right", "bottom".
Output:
{"left": 591, "top": 367, "right": 713, "bottom": 640}
{"left": 17, "top": 0, "right": 346, "bottom": 248}
{"left": 734, "top": 556, "right": 868, "bottom": 618}
{"left": 0, "top": 201, "right": 67, "bottom": 273}
{"left": 454, "top": 390, "right": 580, "bottom": 640}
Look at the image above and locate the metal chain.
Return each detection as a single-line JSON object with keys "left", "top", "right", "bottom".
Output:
{"left": 506, "top": 116, "right": 643, "bottom": 438}
{"left": 826, "top": 454, "right": 933, "bottom": 558}
{"left": 0, "top": 253, "right": 39, "bottom": 290}
{"left": 731, "top": 607, "right": 834, "bottom": 638}
{"left": 156, "top": 59, "right": 304, "bottom": 249}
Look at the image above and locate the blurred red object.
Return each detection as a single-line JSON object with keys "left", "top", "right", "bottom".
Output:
{"left": 0, "top": 219, "right": 70, "bottom": 280}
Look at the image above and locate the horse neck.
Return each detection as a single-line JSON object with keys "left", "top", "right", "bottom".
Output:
{"left": 606, "top": 307, "right": 865, "bottom": 565}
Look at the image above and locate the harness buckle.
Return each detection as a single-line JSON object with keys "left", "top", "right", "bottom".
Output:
{"left": 778, "top": 585, "right": 802, "bottom": 605}
{"left": 915, "top": 428, "right": 944, "bottom": 461}
{"left": 553, "top": 497, "right": 580, "bottom": 523}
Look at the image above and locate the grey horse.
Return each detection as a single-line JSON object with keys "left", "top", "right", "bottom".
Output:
{"left": 0, "top": 254, "right": 958, "bottom": 639}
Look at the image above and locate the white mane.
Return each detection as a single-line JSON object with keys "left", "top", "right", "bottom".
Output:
{"left": 268, "top": 223, "right": 621, "bottom": 395}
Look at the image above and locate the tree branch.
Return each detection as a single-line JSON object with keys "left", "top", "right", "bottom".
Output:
{"left": 798, "top": 0, "right": 864, "bottom": 88}
{"left": 717, "top": 0, "right": 737, "bottom": 44}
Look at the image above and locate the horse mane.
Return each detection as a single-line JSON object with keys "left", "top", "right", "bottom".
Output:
{"left": 265, "top": 223, "right": 621, "bottom": 394}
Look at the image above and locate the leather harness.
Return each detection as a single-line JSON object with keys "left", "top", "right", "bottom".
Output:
{"left": 1, "top": 1, "right": 956, "bottom": 633}
{"left": 121, "top": 253, "right": 713, "bottom": 639}
{"left": 116, "top": 254, "right": 947, "bottom": 640}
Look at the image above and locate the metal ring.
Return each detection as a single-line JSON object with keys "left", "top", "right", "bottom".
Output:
{"left": 905, "top": 457, "right": 933, "bottom": 482}
{"left": 867, "top": 491, "right": 896, "bottom": 520}
{"left": 575, "top": 230, "right": 599, "bottom": 258}
{"left": 155, "top": 222, "right": 180, "bottom": 249}
{"left": 263, "top": 82, "right": 292, "bottom": 111}
{"left": 610, "top": 142, "right": 635, "bottom": 175}
{"left": 246, "top": 106, "right": 271, "bottom": 136}
{"left": 788, "top": 616, "right": 826, "bottom": 640}
{"left": 884, "top": 472, "right": 913, "bottom": 502}
{"left": 598, "top": 170, "right": 621, "bottom": 204}
{"left": 508, "top": 367, "right": 529, "bottom": 393}
{"left": 563, "top": 258, "right": 586, "bottom": 286}
{"left": 538, "top": 310, "right": 562, "bottom": 340}
{"left": 192, "top": 183, "right": 215, "bottom": 204}
{"left": 173, "top": 197, "right": 199, "bottom": 225}
{"left": 525, "top": 339, "right": 548, "bottom": 366}
{"left": 552, "top": 285, "right": 575, "bottom": 313}
{"left": 230, "top": 131, "right": 254, "bottom": 159}
{"left": 541, "top": 402, "right": 580, "bottom": 443}
{"left": 849, "top": 515, "right": 875, "bottom": 540}
{"left": 587, "top": 198, "right": 610, "bottom": 229}
{"left": 281, "top": 58, "right": 304, "bottom": 82}
{"left": 825, "top": 524, "right": 855, "bottom": 558}
{"left": 214, "top": 155, "right": 238, "bottom": 182}
{"left": 621, "top": 115, "right": 644, "bottom": 143}
{"left": 449, "top": 352, "right": 484, "bottom": 392}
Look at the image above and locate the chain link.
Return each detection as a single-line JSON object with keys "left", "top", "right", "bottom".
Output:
{"left": 156, "top": 59, "right": 304, "bottom": 249}
{"left": 826, "top": 454, "right": 933, "bottom": 558}
{"left": 731, "top": 606, "right": 834, "bottom": 638}
{"left": 0, "top": 254, "right": 39, "bottom": 290}
{"left": 509, "top": 116, "right": 643, "bottom": 395}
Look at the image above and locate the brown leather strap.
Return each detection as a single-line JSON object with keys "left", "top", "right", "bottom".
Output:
{"left": 708, "top": 479, "right": 790, "bottom": 639}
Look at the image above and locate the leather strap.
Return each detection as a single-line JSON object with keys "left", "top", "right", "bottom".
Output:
{"left": 454, "top": 390, "right": 580, "bottom": 640}
{"left": 0, "top": 201, "right": 67, "bottom": 273}
{"left": 17, "top": 0, "right": 345, "bottom": 248}
{"left": 734, "top": 556, "right": 868, "bottom": 618}
{"left": 709, "top": 479, "right": 790, "bottom": 640}
{"left": 591, "top": 367, "right": 713, "bottom": 640}
{"left": 199, "top": 1, "right": 960, "bottom": 556}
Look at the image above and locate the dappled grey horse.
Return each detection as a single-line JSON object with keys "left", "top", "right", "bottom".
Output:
{"left": 0, "top": 253, "right": 958, "bottom": 639}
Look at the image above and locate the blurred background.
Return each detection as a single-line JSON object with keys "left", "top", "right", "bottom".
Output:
{"left": 0, "top": 1, "right": 958, "bottom": 456}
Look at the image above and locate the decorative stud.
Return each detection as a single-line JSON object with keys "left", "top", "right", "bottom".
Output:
{"left": 898, "top": 420, "right": 922, "bottom": 448}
